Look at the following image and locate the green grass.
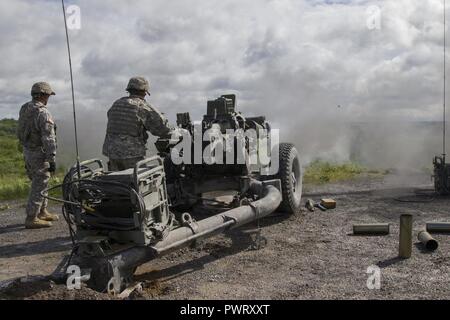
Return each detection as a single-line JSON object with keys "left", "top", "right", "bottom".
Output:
{"left": 303, "top": 159, "right": 384, "bottom": 185}
{"left": 0, "top": 119, "right": 63, "bottom": 201}
{"left": 0, "top": 118, "right": 18, "bottom": 136}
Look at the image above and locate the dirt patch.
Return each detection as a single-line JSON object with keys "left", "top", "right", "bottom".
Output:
{"left": 0, "top": 275, "right": 173, "bottom": 300}
{"left": 124, "top": 280, "right": 171, "bottom": 300}
{"left": 0, "top": 276, "right": 114, "bottom": 300}
{"left": 2, "top": 171, "right": 450, "bottom": 299}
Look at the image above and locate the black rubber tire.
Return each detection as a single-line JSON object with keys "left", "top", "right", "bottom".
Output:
{"left": 275, "top": 143, "right": 302, "bottom": 214}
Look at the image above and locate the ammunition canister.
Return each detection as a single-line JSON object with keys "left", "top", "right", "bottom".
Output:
{"left": 418, "top": 231, "right": 438, "bottom": 251}
{"left": 426, "top": 222, "right": 450, "bottom": 233}
{"left": 399, "top": 214, "right": 413, "bottom": 258}
{"left": 353, "top": 223, "right": 390, "bottom": 235}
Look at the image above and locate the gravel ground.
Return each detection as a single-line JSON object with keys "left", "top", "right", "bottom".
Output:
{"left": 1, "top": 171, "right": 450, "bottom": 299}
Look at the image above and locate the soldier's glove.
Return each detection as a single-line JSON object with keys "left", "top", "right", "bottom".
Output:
{"left": 48, "top": 161, "right": 56, "bottom": 173}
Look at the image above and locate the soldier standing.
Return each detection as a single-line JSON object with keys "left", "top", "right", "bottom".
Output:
{"left": 102, "top": 77, "right": 173, "bottom": 170}
{"left": 17, "top": 82, "right": 59, "bottom": 229}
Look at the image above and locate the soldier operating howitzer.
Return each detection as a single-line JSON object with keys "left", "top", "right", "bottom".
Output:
{"left": 102, "top": 76, "right": 176, "bottom": 171}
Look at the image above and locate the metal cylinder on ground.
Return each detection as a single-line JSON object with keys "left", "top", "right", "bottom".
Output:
{"left": 426, "top": 222, "right": 450, "bottom": 233}
{"left": 399, "top": 214, "right": 413, "bottom": 259}
{"left": 418, "top": 231, "right": 439, "bottom": 251}
{"left": 353, "top": 223, "right": 390, "bottom": 235}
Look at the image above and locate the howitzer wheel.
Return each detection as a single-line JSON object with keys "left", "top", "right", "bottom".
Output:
{"left": 276, "top": 143, "right": 302, "bottom": 214}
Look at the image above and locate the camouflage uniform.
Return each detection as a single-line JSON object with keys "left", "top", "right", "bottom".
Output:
{"left": 17, "top": 83, "right": 57, "bottom": 223}
{"left": 102, "top": 77, "right": 172, "bottom": 170}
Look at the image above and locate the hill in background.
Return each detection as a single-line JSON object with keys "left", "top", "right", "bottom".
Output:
{"left": 0, "top": 118, "right": 31, "bottom": 200}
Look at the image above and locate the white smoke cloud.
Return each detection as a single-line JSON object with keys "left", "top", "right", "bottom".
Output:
{"left": 0, "top": 0, "right": 448, "bottom": 168}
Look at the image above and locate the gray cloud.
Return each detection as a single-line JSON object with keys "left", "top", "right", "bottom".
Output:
{"left": 0, "top": 0, "right": 449, "bottom": 169}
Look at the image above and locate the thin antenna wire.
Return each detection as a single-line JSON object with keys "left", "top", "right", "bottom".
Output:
{"left": 61, "top": 0, "right": 81, "bottom": 178}
{"left": 444, "top": 0, "right": 447, "bottom": 159}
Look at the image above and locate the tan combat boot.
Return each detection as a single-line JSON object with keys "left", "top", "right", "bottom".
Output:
{"left": 25, "top": 217, "right": 52, "bottom": 229}
{"left": 38, "top": 208, "right": 59, "bottom": 222}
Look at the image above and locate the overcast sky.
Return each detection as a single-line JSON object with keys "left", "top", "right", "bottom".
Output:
{"left": 0, "top": 0, "right": 448, "bottom": 165}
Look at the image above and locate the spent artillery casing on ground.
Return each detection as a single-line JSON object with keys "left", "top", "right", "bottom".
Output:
{"left": 418, "top": 231, "right": 439, "bottom": 251}
{"left": 353, "top": 223, "right": 390, "bottom": 235}
{"left": 399, "top": 214, "right": 413, "bottom": 258}
{"left": 426, "top": 223, "right": 450, "bottom": 233}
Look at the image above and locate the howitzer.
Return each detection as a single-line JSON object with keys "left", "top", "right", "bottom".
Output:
{"left": 50, "top": 94, "right": 302, "bottom": 293}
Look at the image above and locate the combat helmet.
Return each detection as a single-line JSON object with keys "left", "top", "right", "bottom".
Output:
{"left": 31, "top": 82, "right": 55, "bottom": 96}
{"left": 126, "top": 77, "right": 150, "bottom": 95}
